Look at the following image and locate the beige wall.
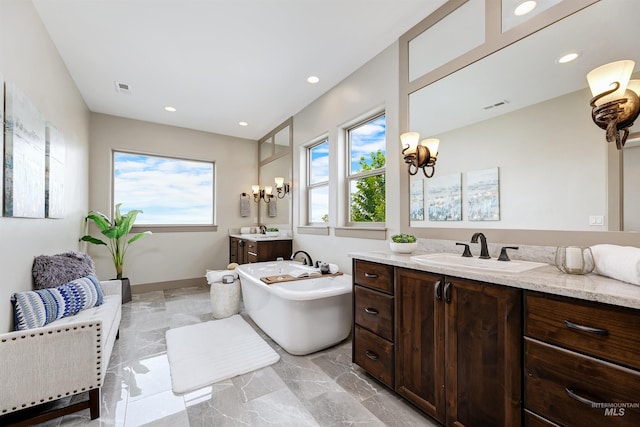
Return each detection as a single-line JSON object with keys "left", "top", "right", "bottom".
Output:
{"left": 88, "top": 114, "right": 257, "bottom": 286}
{"left": 292, "top": 42, "right": 401, "bottom": 274}
{"left": 0, "top": 0, "right": 91, "bottom": 331}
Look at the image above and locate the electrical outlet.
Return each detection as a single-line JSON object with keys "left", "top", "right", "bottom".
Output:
{"left": 589, "top": 215, "right": 604, "bottom": 226}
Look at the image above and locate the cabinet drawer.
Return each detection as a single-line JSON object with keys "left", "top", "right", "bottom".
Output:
{"left": 525, "top": 338, "right": 640, "bottom": 427}
{"left": 353, "top": 325, "right": 394, "bottom": 388}
{"left": 354, "top": 285, "right": 393, "bottom": 341}
{"left": 524, "top": 410, "right": 561, "bottom": 427}
{"left": 525, "top": 292, "right": 640, "bottom": 370}
{"left": 354, "top": 260, "right": 393, "bottom": 294}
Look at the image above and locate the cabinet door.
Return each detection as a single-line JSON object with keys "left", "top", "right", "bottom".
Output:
{"left": 445, "top": 277, "right": 522, "bottom": 427}
{"left": 395, "top": 268, "right": 446, "bottom": 423}
{"left": 229, "top": 237, "right": 238, "bottom": 264}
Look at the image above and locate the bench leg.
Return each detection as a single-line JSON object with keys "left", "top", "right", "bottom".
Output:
{"left": 89, "top": 388, "right": 100, "bottom": 420}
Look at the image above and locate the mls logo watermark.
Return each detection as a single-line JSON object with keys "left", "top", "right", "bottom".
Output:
{"left": 592, "top": 402, "right": 639, "bottom": 416}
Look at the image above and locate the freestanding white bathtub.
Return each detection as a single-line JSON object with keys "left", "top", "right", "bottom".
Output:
{"left": 236, "top": 261, "right": 352, "bottom": 355}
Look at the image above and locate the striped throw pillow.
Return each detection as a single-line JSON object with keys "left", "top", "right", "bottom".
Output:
{"left": 12, "top": 275, "right": 104, "bottom": 331}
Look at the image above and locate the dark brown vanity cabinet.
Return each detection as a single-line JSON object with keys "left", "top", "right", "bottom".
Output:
{"left": 524, "top": 292, "right": 640, "bottom": 426}
{"left": 229, "top": 237, "right": 292, "bottom": 264}
{"left": 395, "top": 268, "right": 522, "bottom": 427}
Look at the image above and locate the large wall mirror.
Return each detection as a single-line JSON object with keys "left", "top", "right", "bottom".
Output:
{"left": 400, "top": 0, "right": 640, "bottom": 245}
{"left": 258, "top": 117, "right": 293, "bottom": 227}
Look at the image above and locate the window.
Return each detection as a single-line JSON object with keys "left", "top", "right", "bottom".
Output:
{"left": 113, "top": 151, "right": 215, "bottom": 226}
{"left": 307, "top": 140, "right": 329, "bottom": 223}
{"left": 347, "top": 113, "right": 386, "bottom": 224}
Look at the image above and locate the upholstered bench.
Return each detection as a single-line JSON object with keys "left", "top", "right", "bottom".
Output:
{"left": 0, "top": 279, "right": 122, "bottom": 425}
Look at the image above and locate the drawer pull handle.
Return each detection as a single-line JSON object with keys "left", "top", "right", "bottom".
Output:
{"left": 444, "top": 282, "right": 452, "bottom": 304}
{"left": 364, "top": 307, "right": 379, "bottom": 315}
{"left": 565, "top": 388, "right": 601, "bottom": 407}
{"left": 564, "top": 320, "right": 609, "bottom": 336}
{"left": 365, "top": 350, "right": 379, "bottom": 360}
{"left": 364, "top": 273, "right": 378, "bottom": 279}
{"left": 435, "top": 281, "right": 442, "bottom": 301}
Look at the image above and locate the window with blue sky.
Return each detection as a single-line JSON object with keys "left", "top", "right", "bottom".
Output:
{"left": 308, "top": 140, "right": 329, "bottom": 223}
{"left": 113, "top": 151, "right": 215, "bottom": 225}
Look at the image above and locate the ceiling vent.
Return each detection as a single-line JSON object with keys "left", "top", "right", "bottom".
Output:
{"left": 115, "top": 81, "right": 131, "bottom": 95}
{"left": 483, "top": 99, "right": 509, "bottom": 110}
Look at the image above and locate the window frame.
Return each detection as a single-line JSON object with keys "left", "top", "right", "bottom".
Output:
{"left": 345, "top": 111, "right": 386, "bottom": 228}
{"left": 112, "top": 149, "right": 217, "bottom": 233}
{"left": 306, "top": 138, "right": 330, "bottom": 225}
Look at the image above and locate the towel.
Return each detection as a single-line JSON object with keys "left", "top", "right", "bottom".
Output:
{"left": 328, "top": 263, "right": 339, "bottom": 274}
{"left": 206, "top": 270, "right": 239, "bottom": 284}
{"left": 590, "top": 244, "right": 640, "bottom": 286}
{"left": 268, "top": 198, "right": 277, "bottom": 217}
{"left": 240, "top": 194, "right": 250, "bottom": 217}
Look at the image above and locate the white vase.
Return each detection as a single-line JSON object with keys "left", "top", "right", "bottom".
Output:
{"left": 389, "top": 242, "right": 418, "bottom": 254}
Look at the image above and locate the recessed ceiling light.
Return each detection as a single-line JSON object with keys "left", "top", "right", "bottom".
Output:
{"left": 307, "top": 76, "right": 320, "bottom": 84}
{"left": 557, "top": 52, "right": 580, "bottom": 64}
{"left": 238, "top": 121, "right": 249, "bottom": 127}
{"left": 164, "top": 106, "right": 176, "bottom": 112}
{"left": 514, "top": 1, "right": 537, "bottom": 16}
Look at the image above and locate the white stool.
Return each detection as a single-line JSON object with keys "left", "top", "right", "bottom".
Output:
{"left": 210, "top": 279, "right": 241, "bottom": 319}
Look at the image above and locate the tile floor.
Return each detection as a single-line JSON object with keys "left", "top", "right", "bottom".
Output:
{"left": 36, "top": 285, "right": 438, "bottom": 426}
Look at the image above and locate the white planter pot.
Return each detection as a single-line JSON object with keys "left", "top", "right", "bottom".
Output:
{"left": 389, "top": 242, "right": 418, "bottom": 254}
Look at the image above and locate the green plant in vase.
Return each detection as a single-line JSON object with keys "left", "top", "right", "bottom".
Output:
{"left": 80, "top": 203, "right": 151, "bottom": 279}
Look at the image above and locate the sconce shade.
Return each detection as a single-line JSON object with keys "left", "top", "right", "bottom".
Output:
{"left": 251, "top": 185, "right": 260, "bottom": 194}
{"left": 421, "top": 138, "right": 440, "bottom": 157}
{"left": 587, "top": 60, "right": 634, "bottom": 106}
{"left": 274, "top": 177, "right": 284, "bottom": 188}
{"left": 400, "top": 132, "right": 420, "bottom": 155}
{"left": 264, "top": 186, "right": 273, "bottom": 196}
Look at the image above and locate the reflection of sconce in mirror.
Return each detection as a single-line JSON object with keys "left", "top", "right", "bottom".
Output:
{"left": 274, "top": 177, "right": 290, "bottom": 199}
{"left": 401, "top": 132, "right": 439, "bottom": 177}
{"left": 587, "top": 60, "right": 640, "bottom": 150}
{"left": 252, "top": 184, "right": 273, "bottom": 203}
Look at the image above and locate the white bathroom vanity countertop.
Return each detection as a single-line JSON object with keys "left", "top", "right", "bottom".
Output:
{"left": 229, "top": 233, "right": 293, "bottom": 241}
{"left": 349, "top": 250, "right": 640, "bottom": 310}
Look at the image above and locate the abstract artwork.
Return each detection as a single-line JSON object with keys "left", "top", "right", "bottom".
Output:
{"left": 467, "top": 167, "right": 500, "bottom": 221}
{"left": 410, "top": 179, "right": 424, "bottom": 220}
{"left": 45, "top": 123, "right": 65, "bottom": 218}
{"left": 428, "top": 173, "right": 462, "bottom": 221}
{"left": 4, "top": 82, "right": 46, "bottom": 218}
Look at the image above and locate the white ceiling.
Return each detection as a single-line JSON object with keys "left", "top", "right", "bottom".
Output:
{"left": 32, "top": 0, "right": 446, "bottom": 140}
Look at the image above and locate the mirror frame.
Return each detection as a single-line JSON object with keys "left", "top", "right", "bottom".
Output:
{"left": 399, "top": 0, "right": 640, "bottom": 247}
{"left": 258, "top": 116, "right": 293, "bottom": 225}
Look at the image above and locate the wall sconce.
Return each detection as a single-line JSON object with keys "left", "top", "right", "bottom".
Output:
{"left": 251, "top": 184, "right": 273, "bottom": 203}
{"left": 400, "top": 132, "right": 439, "bottom": 177}
{"left": 587, "top": 60, "right": 640, "bottom": 149}
{"left": 274, "top": 177, "right": 290, "bottom": 199}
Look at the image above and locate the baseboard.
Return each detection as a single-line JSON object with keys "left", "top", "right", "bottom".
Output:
{"left": 131, "top": 277, "right": 207, "bottom": 294}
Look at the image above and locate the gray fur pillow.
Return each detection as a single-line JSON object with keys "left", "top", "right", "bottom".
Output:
{"left": 32, "top": 252, "right": 96, "bottom": 290}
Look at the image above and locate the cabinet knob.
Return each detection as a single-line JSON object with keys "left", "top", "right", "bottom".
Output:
{"left": 364, "top": 307, "right": 379, "bottom": 315}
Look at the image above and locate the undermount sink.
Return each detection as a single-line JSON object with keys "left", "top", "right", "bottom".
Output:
{"left": 410, "top": 253, "right": 547, "bottom": 274}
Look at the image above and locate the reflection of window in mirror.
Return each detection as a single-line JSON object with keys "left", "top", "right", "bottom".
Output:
{"left": 260, "top": 136, "right": 274, "bottom": 162}
{"left": 307, "top": 139, "right": 329, "bottom": 224}
{"left": 274, "top": 126, "right": 290, "bottom": 155}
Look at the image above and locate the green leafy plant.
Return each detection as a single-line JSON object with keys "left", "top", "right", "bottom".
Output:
{"left": 79, "top": 203, "right": 151, "bottom": 279}
{"left": 391, "top": 233, "right": 416, "bottom": 243}
{"left": 266, "top": 227, "right": 279, "bottom": 232}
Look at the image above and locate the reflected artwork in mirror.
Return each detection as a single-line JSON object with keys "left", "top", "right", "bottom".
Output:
{"left": 406, "top": 0, "right": 640, "bottom": 232}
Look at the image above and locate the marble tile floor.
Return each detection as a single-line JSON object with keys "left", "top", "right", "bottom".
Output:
{"left": 35, "top": 285, "right": 438, "bottom": 427}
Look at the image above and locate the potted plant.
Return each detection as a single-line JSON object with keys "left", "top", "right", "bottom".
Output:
{"left": 265, "top": 227, "right": 279, "bottom": 237}
{"left": 390, "top": 233, "right": 418, "bottom": 253}
{"left": 80, "top": 203, "right": 151, "bottom": 302}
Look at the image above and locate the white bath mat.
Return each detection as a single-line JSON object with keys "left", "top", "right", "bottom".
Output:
{"left": 165, "top": 315, "right": 280, "bottom": 394}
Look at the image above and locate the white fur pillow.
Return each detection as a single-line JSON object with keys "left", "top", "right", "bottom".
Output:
{"left": 32, "top": 252, "right": 96, "bottom": 290}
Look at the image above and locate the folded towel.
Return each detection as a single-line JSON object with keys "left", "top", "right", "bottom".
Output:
{"left": 206, "top": 270, "right": 239, "bottom": 284}
{"left": 268, "top": 198, "right": 277, "bottom": 217}
{"left": 240, "top": 195, "right": 250, "bottom": 217}
{"left": 590, "top": 244, "right": 640, "bottom": 286}
{"left": 328, "top": 263, "right": 339, "bottom": 274}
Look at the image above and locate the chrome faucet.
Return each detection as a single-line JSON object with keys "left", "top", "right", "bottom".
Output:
{"left": 290, "top": 250, "right": 313, "bottom": 266}
{"left": 471, "top": 232, "right": 490, "bottom": 259}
